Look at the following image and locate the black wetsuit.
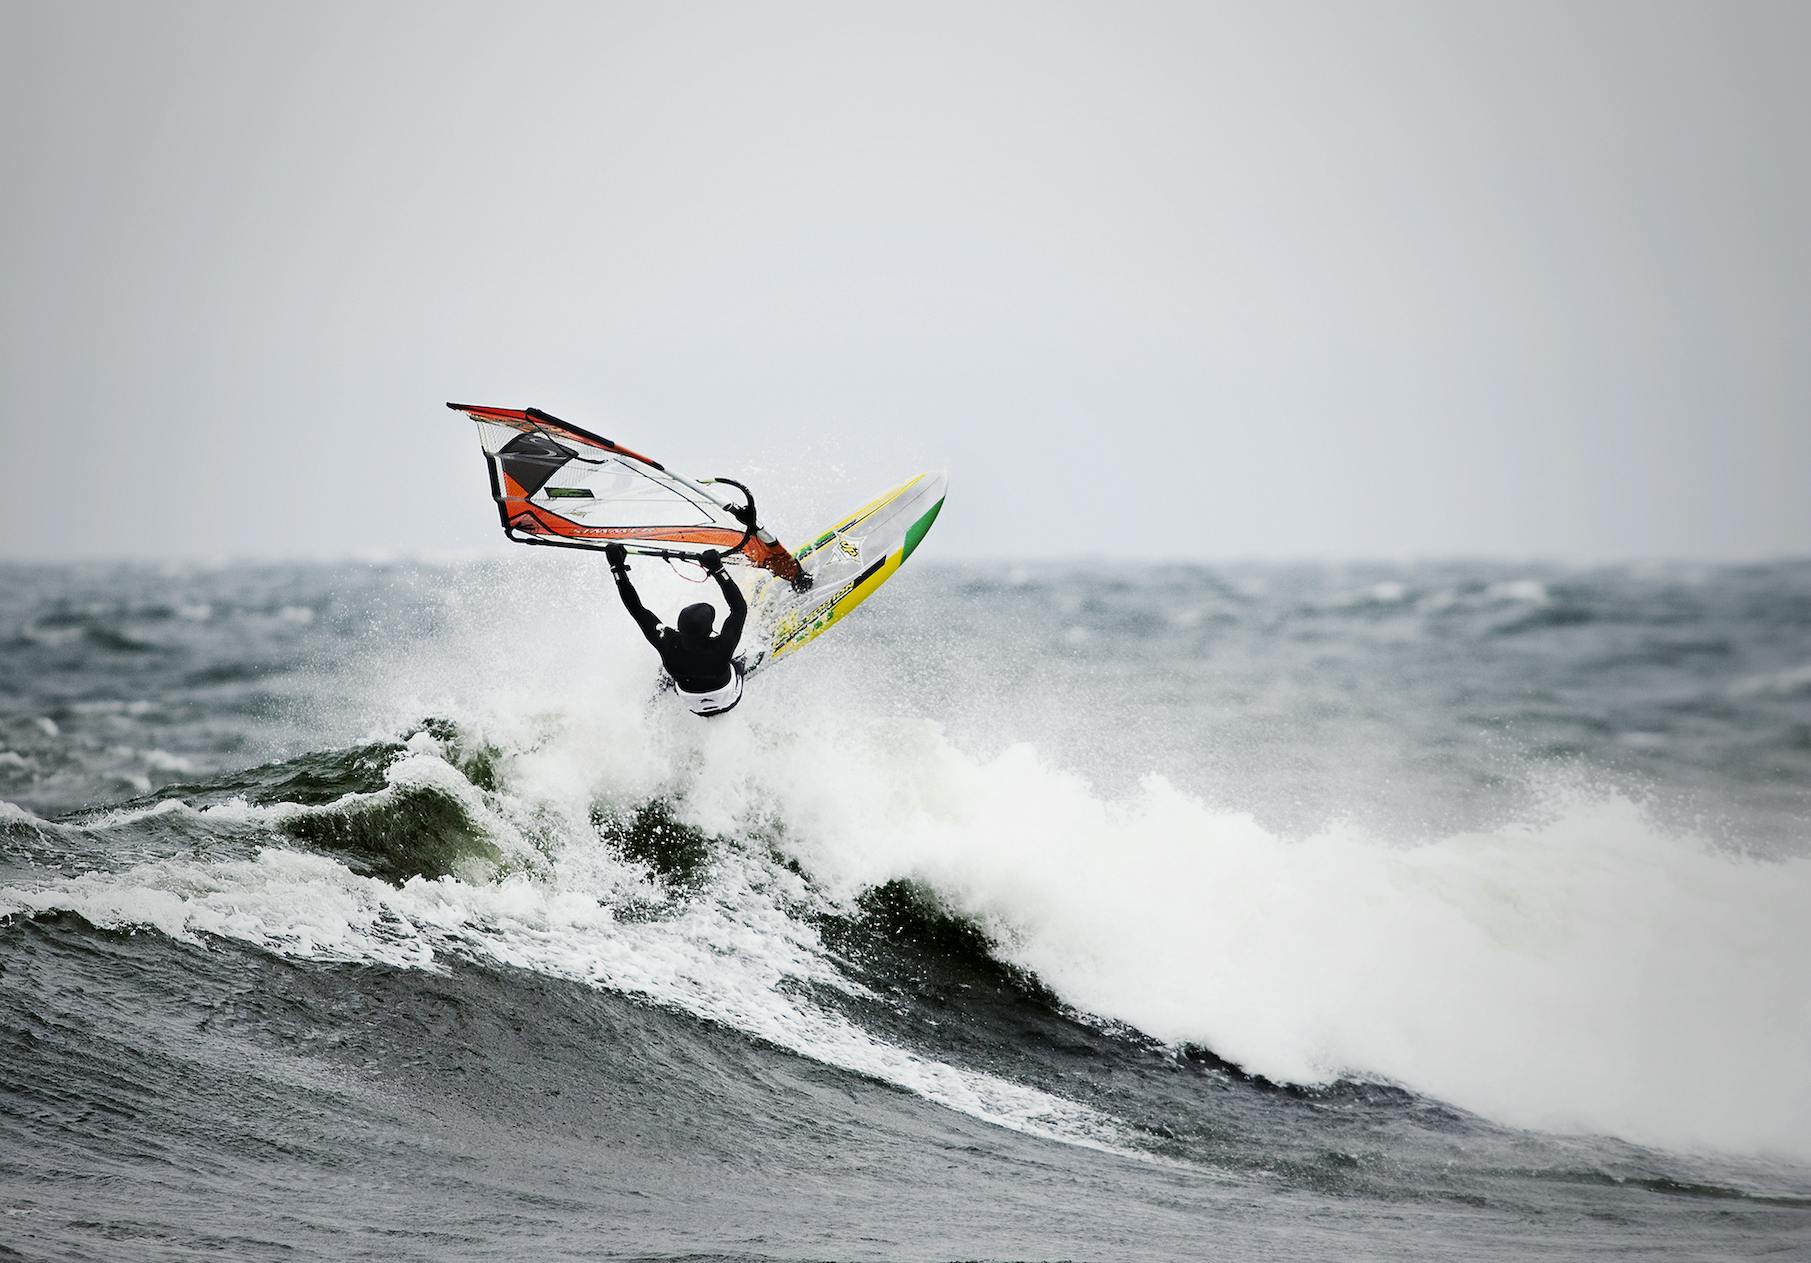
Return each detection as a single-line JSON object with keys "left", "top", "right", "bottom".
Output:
{"left": 611, "top": 567, "right": 748, "bottom": 693}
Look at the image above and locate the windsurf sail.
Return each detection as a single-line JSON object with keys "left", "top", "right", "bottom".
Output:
{"left": 448, "top": 403, "right": 804, "bottom": 586}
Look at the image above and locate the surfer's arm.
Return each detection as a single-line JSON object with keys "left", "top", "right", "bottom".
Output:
{"left": 713, "top": 565, "right": 748, "bottom": 647}
{"left": 613, "top": 575, "right": 664, "bottom": 645}
{"left": 698, "top": 550, "right": 748, "bottom": 645}
{"left": 606, "top": 547, "right": 664, "bottom": 645}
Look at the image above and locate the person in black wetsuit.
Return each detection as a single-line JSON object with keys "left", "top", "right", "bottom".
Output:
{"left": 605, "top": 542, "right": 748, "bottom": 717}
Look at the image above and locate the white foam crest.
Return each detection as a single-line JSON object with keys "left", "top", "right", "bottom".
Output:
{"left": 1485, "top": 578, "right": 1551, "bottom": 604}
{"left": 1, "top": 849, "right": 438, "bottom": 967}
{"left": 143, "top": 750, "right": 199, "bottom": 774}
{"left": 1330, "top": 580, "right": 1411, "bottom": 608}
{"left": 1728, "top": 662, "right": 1811, "bottom": 699}
{"left": 712, "top": 716, "right": 1811, "bottom": 1164}
{"left": 19, "top": 624, "right": 81, "bottom": 648}
{"left": 78, "top": 796, "right": 191, "bottom": 829}
{"left": 0, "top": 799, "right": 48, "bottom": 824}
{"left": 70, "top": 699, "right": 157, "bottom": 717}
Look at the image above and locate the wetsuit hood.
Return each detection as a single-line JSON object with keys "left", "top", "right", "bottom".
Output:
{"left": 676, "top": 603, "right": 716, "bottom": 644}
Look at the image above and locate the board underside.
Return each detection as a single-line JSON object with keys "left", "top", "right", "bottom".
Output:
{"left": 741, "top": 472, "right": 946, "bottom": 675}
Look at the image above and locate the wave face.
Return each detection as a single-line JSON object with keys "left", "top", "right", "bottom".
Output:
{"left": 3, "top": 557, "right": 1810, "bottom": 1261}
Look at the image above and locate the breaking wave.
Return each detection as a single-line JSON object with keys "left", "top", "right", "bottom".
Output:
{"left": 7, "top": 716, "right": 1808, "bottom": 1164}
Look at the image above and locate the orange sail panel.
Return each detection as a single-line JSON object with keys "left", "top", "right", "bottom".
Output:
{"left": 447, "top": 403, "right": 802, "bottom": 583}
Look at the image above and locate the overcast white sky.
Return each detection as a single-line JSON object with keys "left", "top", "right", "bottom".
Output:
{"left": 2, "top": 1, "right": 1806, "bottom": 562}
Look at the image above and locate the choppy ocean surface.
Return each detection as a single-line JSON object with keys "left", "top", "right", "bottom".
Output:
{"left": 3, "top": 556, "right": 1809, "bottom": 1261}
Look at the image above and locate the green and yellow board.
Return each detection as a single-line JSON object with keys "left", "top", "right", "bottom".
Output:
{"left": 741, "top": 471, "right": 947, "bottom": 675}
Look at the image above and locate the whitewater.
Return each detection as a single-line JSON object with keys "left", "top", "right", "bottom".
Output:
{"left": 3, "top": 556, "right": 1809, "bottom": 1260}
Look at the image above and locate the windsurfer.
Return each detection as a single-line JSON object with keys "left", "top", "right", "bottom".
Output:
{"left": 605, "top": 542, "right": 748, "bottom": 717}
